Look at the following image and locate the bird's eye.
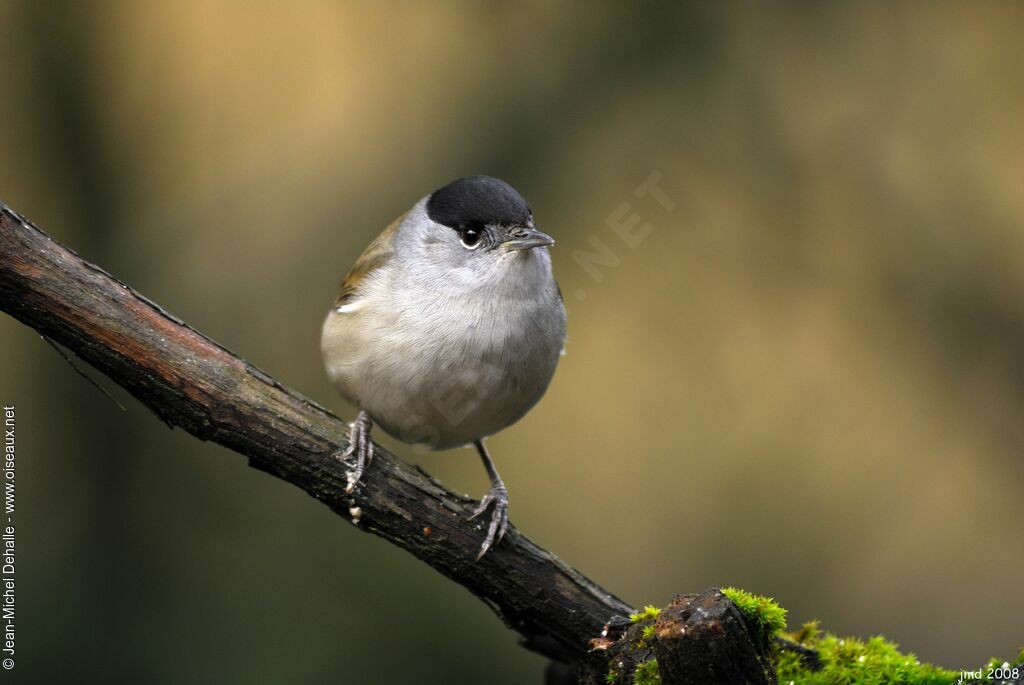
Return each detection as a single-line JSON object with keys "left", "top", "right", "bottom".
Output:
{"left": 460, "top": 227, "right": 482, "bottom": 249}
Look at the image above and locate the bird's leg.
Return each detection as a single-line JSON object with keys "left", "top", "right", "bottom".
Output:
{"left": 468, "top": 439, "right": 509, "bottom": 560}
{"left": 339, "top": 409, "right": 374, "bottom": 493}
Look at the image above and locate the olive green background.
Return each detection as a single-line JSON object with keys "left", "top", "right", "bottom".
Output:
{"left": 1, "top": 2, "right": 1022, "bottom": 683}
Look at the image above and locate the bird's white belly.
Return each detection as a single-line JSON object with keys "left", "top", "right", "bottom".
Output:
{"left": 322, "top": 297, "right": 561, "bottom": 449}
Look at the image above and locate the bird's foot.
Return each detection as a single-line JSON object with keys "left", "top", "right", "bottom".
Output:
{"left": 338, "top": 410, "right": 374, "bottom": 493}
{"left": 468, "top": 483, "right": 509, "bottom": 560}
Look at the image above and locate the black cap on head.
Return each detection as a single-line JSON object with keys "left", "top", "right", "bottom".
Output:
{"left": 426, "top": 176, "right": 532, "bottom": 230}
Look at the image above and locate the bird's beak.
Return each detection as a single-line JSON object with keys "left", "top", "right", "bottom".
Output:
{"left": 503, "top": 227, "right": 555, "bottom": 251}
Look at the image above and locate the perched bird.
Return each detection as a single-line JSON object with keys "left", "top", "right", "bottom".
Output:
{"left": 321, "top": 176, "right": 566, "bottom": 558}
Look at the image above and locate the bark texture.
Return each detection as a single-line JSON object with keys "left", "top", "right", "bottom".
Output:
{"left": 0, "top": 202, "right": 802, "bottom": 682}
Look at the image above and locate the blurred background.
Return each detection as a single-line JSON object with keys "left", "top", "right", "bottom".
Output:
{"left": 2, "top": 2, "right": 1023, "bottom": 682}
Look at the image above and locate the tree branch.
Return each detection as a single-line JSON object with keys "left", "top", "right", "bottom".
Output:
{"left": 0, "top": 202, "right": 634, "bottom": 668}
{"left": 3, "top": 202, "right": 808, "bottom": 683}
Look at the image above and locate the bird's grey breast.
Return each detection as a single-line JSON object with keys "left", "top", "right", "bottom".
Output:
{"left": 371, "top": 247, "right": 565, "bottom": 448}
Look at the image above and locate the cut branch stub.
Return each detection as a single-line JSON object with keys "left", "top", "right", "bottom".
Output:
{"left": 589, "top": 589, "right": 777, "bottom": 685}
{"left": 654, "top": 589, "right": 776, "bottom": 684}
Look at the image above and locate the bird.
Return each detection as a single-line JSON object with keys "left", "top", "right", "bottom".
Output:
{"left": 321, "top": 175, "right": 566, "bottom": 559}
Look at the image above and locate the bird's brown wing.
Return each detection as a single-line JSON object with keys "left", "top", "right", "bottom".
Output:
{"left": 335, "top": 213, "right": 405, "bottom": 307}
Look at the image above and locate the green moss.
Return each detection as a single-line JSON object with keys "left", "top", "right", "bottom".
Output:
{"left": 982, "top": 648, "right": 1024, "bottom": 671}
{"left": 633, "top": 658, "right": 661, "bottom": 685}
{"left": 794, "top": 618, "right": 821, "bottom": 644}
{"left": 630, "top": 605, "right": 661, "bottom": 624}
{"left": 721, "top": 586, "right": 788, "bottom": 639}
{"left": 616, "top": 594, "right": 1018, "bottom": 685}
{"left": 604, "top": 605, "right": 663, "bottom": 684}
{"left": 719, "top": 591, "right": 973, "bottom": 683}
{"left": 779, "top": 622, "right": 957, "bottom": 685}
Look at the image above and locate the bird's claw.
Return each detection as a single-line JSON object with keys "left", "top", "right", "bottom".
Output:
{"left": 338, "top": 411, "right": 374, "bottom": 493}
{"left": 468, "top": 485, "right": 509, "bottom": 560}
